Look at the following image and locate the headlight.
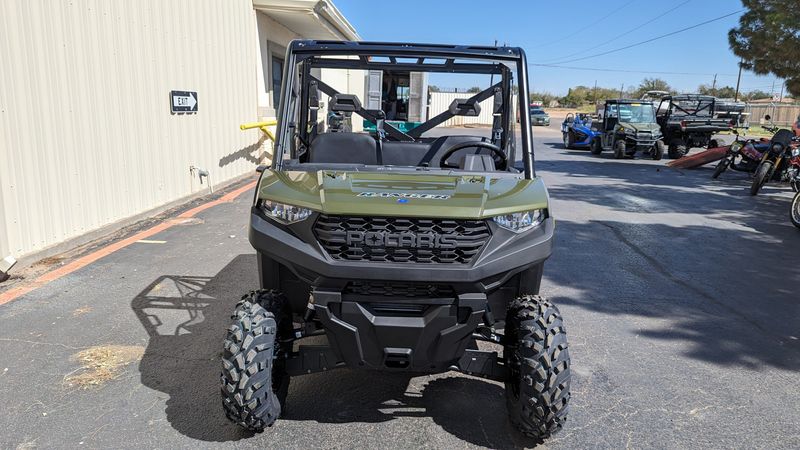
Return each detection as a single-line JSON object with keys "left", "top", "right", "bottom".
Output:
{"left": 731, "top": 142, "right": 743, "bottom": 153}
{"left": 771, "top": 143, "right": 784, "bottom": 154}
{"left": 260, "top": 199, "right": 312, "bottom": 224}
{"left": 492, "top": 209, "right": 545, "bottom": 233}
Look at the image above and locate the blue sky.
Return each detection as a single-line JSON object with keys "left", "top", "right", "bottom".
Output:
{"left": 335, "top": 0, "right": 784, "bottom": 96}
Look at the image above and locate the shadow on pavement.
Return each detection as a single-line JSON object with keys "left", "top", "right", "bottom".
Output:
{"left": 545, "top": 219, "right": 800, "bottom": 370}
{"left": 284, "top": 367, "right": 536, "bottom": 449}
{"left": 132, "top": 254, "right": 536, "bottom": 448}
{"left": 132, "top": 255, "right": 257, "bottom": 442}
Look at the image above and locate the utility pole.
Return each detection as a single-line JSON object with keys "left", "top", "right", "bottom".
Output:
{"left": 711, "top": 74, "right": 717, "bottom": 96}
{"left": 593, "top": 80, "right": 598, "bottom": 105}
{"left": 490, "top": 39, "right": 498, "bottom": 87}
{"left": 779, "top": 81, "right": 785, "bottom": 102}
{"left": 619, "top": 83, "right": 624, "bottom": 99}
{"left": 734, "top": 59, "right": 742, "bottom": 102}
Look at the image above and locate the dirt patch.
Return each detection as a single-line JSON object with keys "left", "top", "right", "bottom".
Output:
{"left": 72, "top": 306, "right": 92, "bottom": 317}
{"left": 65, "top": 345, "right": 144, "bottom": 389}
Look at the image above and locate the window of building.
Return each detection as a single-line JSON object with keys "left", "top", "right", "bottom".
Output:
{"left": 272, "top": 55, "right": 283, "bottom": 105}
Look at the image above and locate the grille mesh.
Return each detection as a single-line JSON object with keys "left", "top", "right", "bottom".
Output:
{"left": 344, "top": 281, "right": 456, "bottom": 298}
{"left": 314, "top": 215, "right": 490, "bottom": 264}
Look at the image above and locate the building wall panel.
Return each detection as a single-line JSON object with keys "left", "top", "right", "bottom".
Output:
{"left": 428, "top": 92, "right": 518, "bottom": 126}
{"left": 0, "top": 0, "right": 262, "bottom": 258}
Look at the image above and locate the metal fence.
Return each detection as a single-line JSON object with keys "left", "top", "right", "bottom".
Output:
{"left": 428, "top": 92, "right": 518, "bottom": 126}
{"left": 745, "top": 103, "right": 800, "bottom": 127}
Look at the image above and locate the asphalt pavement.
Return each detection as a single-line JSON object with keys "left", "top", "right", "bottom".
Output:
{"left": 1, "top": 124, "right": 798, "bottom": 449}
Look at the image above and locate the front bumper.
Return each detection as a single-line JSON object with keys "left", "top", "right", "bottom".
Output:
{"left": 311, "top": 289, "right": 488, "bottom": 371}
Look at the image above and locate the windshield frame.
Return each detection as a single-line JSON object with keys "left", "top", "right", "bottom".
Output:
{"left": 271, "top": 40, "right": 536, "bottom": 179}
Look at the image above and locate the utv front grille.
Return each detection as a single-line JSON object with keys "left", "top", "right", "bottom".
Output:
{"left": 344, "top": 281, "right": 456, "bottom": 298}
{"left": 314, "top": 215, "right": 491, "bottom": 264}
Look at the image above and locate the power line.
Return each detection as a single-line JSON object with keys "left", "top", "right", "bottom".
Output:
{"left": 535, "top": 0, "right": 636, "bottom": 49}
{"left": 541, "top": 0, "right": 692, "bottom": 64}
{"left": 530, "top": 63, "right": 733, "bottom": 77}
{"left": 540, "top": 9, "right": 744, "bottom": 65}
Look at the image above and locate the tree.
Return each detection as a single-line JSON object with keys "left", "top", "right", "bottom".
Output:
{"left": 429, "top": 85, "right": 441, "bottom": 93}
{"left": 466, "top": 86, "right": 481, "bottom": 93}
{"left": 530, "top": 91, "right": 558, "bottom": 106}
{"left": 697, "top": 84, "right": 737, "bottom": 98}
{"left": 729, "top": 0, "right": 800, "bottom": 97}
{"left": 631, "top": 78, "right": 673, "bottom": 98}
{"left": 558, "top": 85, "right": 626, "bottom": 106}
{"left": 561, "top": 87, "right": 587, "bottom": 107}
{"left": 742, "top": 89, "right": 771, "bottom": 101}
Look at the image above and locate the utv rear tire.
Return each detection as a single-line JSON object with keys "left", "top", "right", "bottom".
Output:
{"left": 750, "top": 161, "right": 773, "bottom": 196}
{"left": 668, "top": 139, "right": 687, "bottom": 159}
{"left": 221, "top": 290, "right": 290, "bottom": 431}
{"left": 505, "top": 295, "right": 570, "bottom": 440}
{"left": 590, "top": 138, "right": 602, "bottom": 155}
{"left": 652, "top": 140, "right": 665, "bottom": 160}
{"left": 614, "top": 140, "right": 626, "bottom": 159}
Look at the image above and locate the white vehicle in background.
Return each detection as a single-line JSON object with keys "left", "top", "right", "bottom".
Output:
{"left": 641, "top": 90, "right": 670, "bottom": 115}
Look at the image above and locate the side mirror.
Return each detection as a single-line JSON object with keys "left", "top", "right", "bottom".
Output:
{"left": 765, "top": 115, "right": 772, "bottom": 121}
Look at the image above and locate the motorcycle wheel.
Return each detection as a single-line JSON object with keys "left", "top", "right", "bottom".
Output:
{"left": 712, "top": 157, "right": 730, "bottom": 179}
{"left": 791, "top": 192, "right": 800, "bottom": 229}
{"left": 750, "top": 161, "right": 773, "bottom": 196}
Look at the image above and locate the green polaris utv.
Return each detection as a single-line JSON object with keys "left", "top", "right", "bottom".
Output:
{"left": 591, "top": 99, "right": 665, "bottom": 160}
{"left": 223, "top": 40, "right": 571, "bottom": 440}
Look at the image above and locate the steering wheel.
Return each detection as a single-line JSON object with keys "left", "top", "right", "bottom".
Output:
{"left": 439, "top": 141, "right": 508, "bottom": 170}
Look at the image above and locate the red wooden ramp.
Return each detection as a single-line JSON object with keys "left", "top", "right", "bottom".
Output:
{"left": 666, "top": 147, "right": 727, "bottom": 170}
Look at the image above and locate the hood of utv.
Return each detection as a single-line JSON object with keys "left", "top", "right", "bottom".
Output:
{"left": 256, "top": 170, "right": 549, "bottom": 218}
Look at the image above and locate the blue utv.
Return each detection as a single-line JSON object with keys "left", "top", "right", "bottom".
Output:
{"left": 561, "top": 113, "right": 602, "bottom": 149}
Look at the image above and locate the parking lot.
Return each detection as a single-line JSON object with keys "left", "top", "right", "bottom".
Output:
{"left": 1, "top": 124, "right": 798, "bottom": 449}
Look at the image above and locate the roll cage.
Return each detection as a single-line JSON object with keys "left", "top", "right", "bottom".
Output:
{"left": 658, "top": 94, "right": 717, "bottom": 118}
{"left": 271, "top": 40, "right": 536, "bottom": 179}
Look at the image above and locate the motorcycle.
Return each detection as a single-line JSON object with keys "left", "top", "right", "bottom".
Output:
{"left": 788, "top": 147, "right": 800, "bottom": 192}
{"left": 749, "top": 121, "right": 799, "bottom": 196}
{"left": 711, "top": 128, "right": 774, "bottom": 179}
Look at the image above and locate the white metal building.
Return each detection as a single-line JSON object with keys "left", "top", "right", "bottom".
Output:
{"left": 0, "top": 0, "right": 359, "bottom": 266}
